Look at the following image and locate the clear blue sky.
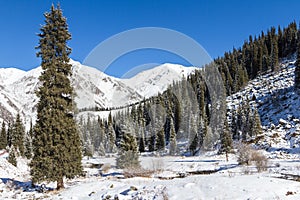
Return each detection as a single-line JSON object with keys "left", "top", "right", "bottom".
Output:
{"left": 1, "top": 0, "right": 300, "bottom": 77}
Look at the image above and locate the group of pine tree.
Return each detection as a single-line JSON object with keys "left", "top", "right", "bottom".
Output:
{"left": 80, "top": 21, "right": 300, "bottom": 161}
{"left": 0, "top": 115, "right": 33, "bottom": 166}
{"left": 1, "top": 4, "right": 300, "bottom": 190}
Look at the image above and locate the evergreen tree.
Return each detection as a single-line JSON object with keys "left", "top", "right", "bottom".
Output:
{"left": 295, "top": 29, "right": 300, "bottom": 89}
{"left": 12, "top": 114, "right": 25, "bottom": 157}
{"left": 116, "top": 125, "right": 140, "bottom": 169}
{"left": 24, "top": 134, "right": 32, "bottom": 159}
{"left": 30, "top": 4, "right": 82, "bottom": 190}
{"left": 169, "top": 118, "right": 177, "bottom": 155}
{"left": 0, "top": 122, "right": 7, "bottom": 149}
{"left": 219, "top": 119, "right": 233, "bottom": 160}
{"left": 270, "top": 31, "right": 279, "bottom": 72}
{"left": 107, "top": 112, "right": 116, "bottom": 153}
{"left": 251, "top": 109, "right": 263, "bottom": 136}
{"left": 8, "top": 146, "right": 17, "bottom": 167}
{"left": 6, "top": 121, "right": 12, "bottom": 147}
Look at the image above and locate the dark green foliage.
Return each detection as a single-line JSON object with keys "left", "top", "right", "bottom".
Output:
{"left": 0, "top": 122, "right": 7, "bottom": 149}
{"left": 24, "top": 134, "right": 32, "bottom": 159}
{"left": 231, "top": 100, "right": 263, "bottom": 141}
{"left": 25, "top": 122, "right": 33, "bottom": 159}
{"left": 295, "top": 27, "right": 300, "bottom": 89}
{"left": 12, "top": 114, "right": 25, "bottom": 157}
{"left": 8, "top": 146, "right": 17, "bottom": 167}
{"left": 116, "top": 125, "right": 140, "bottom": 169}
{"left": 169, "top": 118, "right": 177, "bottom": 155}
{"left": 155, "top": 129, "right": 165, "bottom": 151}
{"left": 215, "top": 22, "right": 298, "bottom": 96}
{"left": 30, "top": 4, "right": 82, "bottom": 190}
{"left": 251, "top": 109, "right": 263, "bottom": 136}
{"left": 107, "top": 113, "right": 116, "bottom": 153}
{"left": 78, "top": 21, "right": 299, "bottom": 156}
{"left": 219, "top": 119, "right": 233, "bottom": 154}
{"left": 6, "top": 122, "right": 12, "bottom": 147}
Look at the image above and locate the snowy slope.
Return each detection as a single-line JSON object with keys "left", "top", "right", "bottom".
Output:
{"left": 0, "top": 60, "right": 196, "bottom": 129}
{"left": 227, "top": 59, "right": 300, "bottom": 157}
{"left": 124, "top": 63, "right": 198, "bottom": 98}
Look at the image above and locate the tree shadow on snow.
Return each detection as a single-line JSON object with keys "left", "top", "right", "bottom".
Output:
{"left": 173, "top": 159, "right": 222, "bottom": 163}
{"left": 0, "top": 178, "right": 54, "bottom": 193}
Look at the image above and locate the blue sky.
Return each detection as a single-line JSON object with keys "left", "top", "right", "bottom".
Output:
{"left": 0, "top": 0, "right": 300, "bottom": 77}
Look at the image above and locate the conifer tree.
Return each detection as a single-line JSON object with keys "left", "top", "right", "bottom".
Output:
{"left": 30, "top": 4, "right": 82, "bottom": 190}
{"left": 24, "top": 133, "right": 32, "bottom": 159}
{"left": 8, "top": 146, "right": 17, "bottom": 167}
{"left": 270, "top": 33, "right": 279, "bottom": 72}
{"left": 295, "top": 29, "right": 300, "bottom": 89}
{"left": 116, "top": 125, "right": 140, "bottom": 169}
{"left": 219, "top": 119, "right": 233, "bottom": 161}
{"left": 169, "top": 118, "right": 177, "bottom": 155}
{"left": 6, "top": 122, "right": 12, "bottom": 147}
{"left": 0, "top": 122, "right": 7, "bottom": 149}
{"left": 12, "top": 114, "right": 25, "bottom": 156}
{"left": 251, "top": 109, "right": 263, "bottom": 136}
{"left": 107, "top": 112, "right": 116, "bottom": 153}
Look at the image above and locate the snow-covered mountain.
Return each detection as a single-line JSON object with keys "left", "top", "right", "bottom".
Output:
{"left": 123, "top": 63, "right": 197, "bottom": 98}
{"left": 0, "top": 60, "right": 197, "bottom": 128}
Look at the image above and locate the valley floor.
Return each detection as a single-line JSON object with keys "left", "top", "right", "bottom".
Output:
{"left": 1, "top": 151, "right": 300, "bottom": 199}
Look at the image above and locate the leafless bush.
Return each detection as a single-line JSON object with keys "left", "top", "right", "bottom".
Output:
{"left": 236, "top": 142, "right": 252, "bottom": 165}
{"left": 123, "top": 167, "right": 154, "bottom": 178}
{"left": 236, "top": 142, "right": 268, "bottom": 172}
{"left": 151, "top": 158, "right": 164, "bottom": 173}
{"left": 101, "top": 163, "right": 111, "bottom": 173}
{"left": 251, "top": 150, "right": 268, "bottom": 172}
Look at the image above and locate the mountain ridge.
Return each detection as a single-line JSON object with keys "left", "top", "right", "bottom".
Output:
{"left": 0, "top": 59, "right": 198, "bottom": 129}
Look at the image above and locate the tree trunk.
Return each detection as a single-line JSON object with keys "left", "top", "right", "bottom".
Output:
{"left": 226, "top": 151, "right": 228, "bottom": 162}
{"left": 57, "top": 177, "right": 64, "bottom": 190}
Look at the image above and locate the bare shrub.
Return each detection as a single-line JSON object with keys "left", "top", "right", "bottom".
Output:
{"left": 123, "top": 167, "right": 154, "bottom": 178}
{"left": 236, "top": 142, "right": 252, "bottom": 165}
{"left": 151, "top": 158, "right": 164, "bottom": 173}
{"left": 101, "top": 163, "right": 111, "bottom": 173}
{"left": 251, "top": 150, "right": 268, "bottom": 172}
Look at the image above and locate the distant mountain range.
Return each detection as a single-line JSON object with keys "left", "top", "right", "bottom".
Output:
{"left": 0, "top": 59, "right": 197, "bottom": 128}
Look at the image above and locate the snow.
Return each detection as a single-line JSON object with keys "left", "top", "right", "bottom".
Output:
{"left": 2, "top": 153, "right": 300, "bottom": 199}
{"left": 227, "top": 59, "right": 300, "bottom": 156}
{"left": 123, "top": 63, "right": 198, "bottom": 98}
{"left": 0, "top": 60, "right": 196, "bottom": 130}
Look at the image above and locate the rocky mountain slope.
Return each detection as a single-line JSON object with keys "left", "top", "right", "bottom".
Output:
{"left": 227, "top": 59, "right": 300, "bottom": 158}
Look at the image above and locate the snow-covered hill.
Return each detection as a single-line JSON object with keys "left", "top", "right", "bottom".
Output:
{"left": 227, "top": 59, "right": 300, "bottom": 158}
{"left": 0, "top": 60, "right": 197, "bottom": 128}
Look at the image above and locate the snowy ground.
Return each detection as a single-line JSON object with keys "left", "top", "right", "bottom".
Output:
{"left": 1, "top": 150, "right": 300, "bottom": 200}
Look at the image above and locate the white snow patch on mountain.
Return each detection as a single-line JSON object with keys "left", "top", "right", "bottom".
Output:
{"left": 0, "top": 60, "right": 197, "bottom": 129}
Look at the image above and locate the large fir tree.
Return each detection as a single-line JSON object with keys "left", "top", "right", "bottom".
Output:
{"left": 30, "top": 4, "right": 82, "bottom": 190}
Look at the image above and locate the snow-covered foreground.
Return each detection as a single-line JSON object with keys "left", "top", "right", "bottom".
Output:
{"left": 1, "top": 151, "right": 300, "bottom": 199}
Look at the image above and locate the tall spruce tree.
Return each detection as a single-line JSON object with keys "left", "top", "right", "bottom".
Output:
{"left": 219, "top": 119, "right": 233, "bottom": 160}
{"left": 30, "top": 4, "right": 82, "bottom": 190}
{"left": 295, "top": 29, "right": 300, "bottom": 89}
{"left": 0, "top": 122, "right": 7, "bottom": 149}
{"left": 12, "top": 114, "right": 25, "bottom": 156}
